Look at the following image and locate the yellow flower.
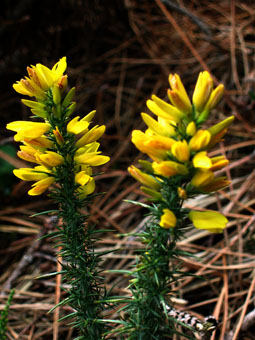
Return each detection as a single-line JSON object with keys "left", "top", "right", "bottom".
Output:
{"left": 36, "top": 151, "right": 64, "bottom": 167}
{"left": 203, "top": 84, "right": 224, "bottom": 111}
{"left": 192, "top": 71, "right": 214, "bottom": 112}
{"left": 201, "top": 177, "right": 231, "bottom": 192}
{"left": 13, "top": 57, "right": 67, "bottom": 99}
{"left": 67, "top": 116, "right": 90, "bottom": 135}
{"left": 28, "top": 176, "right": 56, "bottom": 196}
{"left": 74, "top": 150, "right": 109, "bottom": 166}
{"left": 131, "top": 130, "right": 175, "bottom": 161}
{"left": 210, "top": 156, "right": 229, "bottom": 171}
{"left": 177, "top": 187, "right": 187, "bottom": 199}
{"left": 141, "top": 113, "right": 176, "bottom": 137}
{"left": 53, "top": 127, "right": 65, "bottom": 145}
{"left": 17, "top": 144, "right": 39, "bottom": 163}
{"left": 171, "top": 140, "right": 190, "bottom": 162}
{"left": 152, "top": 161, "right": 188, "bottom": 177}
{"left": 147, "top": 95, "right": 185, "bottom": 122}
{"left": 189, "top": 210, "right": 228, "bottom": 233}
{"left": 186, "top": 121, "right": 196, "bottom": 136}
{"left": 189, "top": 130, "right": 211, "bottom": 151}
{"left": 191, "top": 170, "right": 214, "bottom": 187}
{"left": 77, "top": 178, "right": 96, "bottom": 198}
{"left": 76, "top": 125, "right": 106, "bottom": 148}
{"left": 160, "top": 209, "right": 177, "bottom": 229}
{"left": 6, "top": 121, "right": 50, "bottom": 142}
{"left": 75, "top": 171, "right": 92, "bottom": 186}
{"left": 168, "top": 73, "right": 192, "bottom": 114}
{"left": 128, "top": 165, "right": 161, "bottom": 191}
{"left": 192, "top": 151, "right": 212, "bottom": 169}
{"left": 23, "top": 136, "right": 52, "bottom": 149}
{"left": 13, "top": 166, "right": 51, "bottom": 181}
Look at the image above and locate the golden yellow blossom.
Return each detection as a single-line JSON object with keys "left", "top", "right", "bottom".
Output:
{"left": 13, "top": 57, "right": 67, "bottom": 99}
{"left": 171, "top": 140, "right": 190, "bottom": 163}
{"left": 192, "top": 151, "right": 212, "bottom": 169}
{"left": 28, "top": 177, "right": 56, "bottom": 196}
{"left": 191, "top": 170, "right": 214, "bottom": 187}
{"left": 189, "top": 210, "right": 228, "bottom": 233}
{"left": 147, "top": 95, "right": 185, "bottom": 122}
{"left": 189, "top": 130, "right": 211, "bottom": 151}
{"left": 168, "top": 73, "right": 192, "bottom": 114}
{"left": 186, "top": 121, "right": 196, "bottom": 136}
{"left": 203, "top": 84, "right": 224, "bottom": 111}
{"left": 75, "top": 171, "right": 92, "bottom": 186}
{"left": 128, "top": 165, "right": 161, "bottom": 191}
{"left": 13, "top": 166, "right": 51, "bottom": 181}
{"left": 210, "top": 156, "right": 229, "bottom": 171}
{"left": 36, "top": 151, "right": 64, "bottom": 167}
{"left": 201, "top": 177, "right": 231, "bottom": 192}
{"left": 76, "top": 125, "right": 106, "bottom": 148}
{"left": 160, "top": 209, "right": 177, "bottom": 229}
{"left": 152, "top": 161, "right": 188, "bottom": 177}
{"left": 192, "top": 71, "right": 213, "bottom": 112}
{"left": 6, "top": 121, "right": 50, "bottom": 142}
{"left": 67, "top": 116, "right": 90, "bottom": 135}
{"left": 141, "top": 113, "right": 176, "bottom": 137}
{"left": 177, "top": 187, "right": 187, "bottom": 199}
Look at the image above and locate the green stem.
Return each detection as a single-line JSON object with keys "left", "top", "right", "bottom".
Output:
{"left": 46, "top": 99, "right": 108, "bottom": 339}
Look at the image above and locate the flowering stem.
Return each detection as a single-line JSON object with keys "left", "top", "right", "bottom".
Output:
{"left": 7, "top": 58, "right": 110, "bottom": 339}
{"left": 122, "top": 71, "right": 233, "bottom": 338}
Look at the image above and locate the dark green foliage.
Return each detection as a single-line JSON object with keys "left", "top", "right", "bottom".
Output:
{"left": 0, "top": 289, "right": 15, "bottom": 340}
{"left": 43, "top": 91, "right": 110, "bottom": 340}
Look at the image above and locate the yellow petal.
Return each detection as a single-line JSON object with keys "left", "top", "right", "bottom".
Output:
{"left": 159, "top": 209, "right": 177, "bottom": 229}
{"left": 7, "top": 121, "right": 50, "bottom": 141}
{"left": 171, "top": 140, "right": 190, "bottom": 162}
{"left": 147, "top": 96, "right": 184, "bottom": 122}
{"left": 168, "top": 73, "right": 192, "bottom": 113}
{"left": 74, "top": 152, "right": 110, "bottom": 166}
{"left": 13, "top": 167, "right": 49, "bottom": 181}
{"left": 67, "top": 116, "right": 89, "bottom": 134}
{"left": 192, "top": 151, "right": 212, "bottom": 169}
{"left": 75, "top": 171, "right": 91, "bottom": 186}
{"left": 167, "top": 90, "right": 192, "bottom": 114}
{"left": 141, "top": 113, "right": 175, "bottom": 137}
{"left": 186, "top": 121, "right": 196, "bottom": 136}
{"left": 77, "top": 178, "right": 95, "bottom": 198}
{"left": 201, "top": 177, "right": 231, "bottom": 192}
{"left": 128, "top": 165, "right": 161, "bottom": 190}
{"left": 210, "top": 156, "right": 229, "bottom": 171}
{"left": 189, "top": 130, "right": 211, "bottom": 151}
{"left": 37, "top": 151, "right": 64, "bottom": 167}
{"left": 192, "top": 71, "right": 213, "bottom": 112}
{"left": 76, "top": 125, "right": 106, "bottom": 148}
{"left": 204, "top": 84, "right": 224, "bottom": 111}
{"left": 152, "top": 161, "right": 188, "bottom": 177}
{"left": 189, "top": 210, "right": 228, "bottom": 233}
{"left": 28, "top": 177, "right": 55, "bottom": 196}
{"left": 191, "top": 170, "right": 214, "bottom": 187}
{"left": 51, "top": 57, "right": 67, "bottom": 79}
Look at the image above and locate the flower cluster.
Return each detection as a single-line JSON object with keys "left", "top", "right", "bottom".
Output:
{"left": 129, "top": 71, "right": 233, "bottom": 233}
{"left": 7, "top": 57, "right": 109, "bottom": 197}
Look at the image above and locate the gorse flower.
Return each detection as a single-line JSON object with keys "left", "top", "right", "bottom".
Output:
{"left": 7, "top": 57, "right": 109, "bottom": 197}
{"left": 129, "top": 71, "right": 233, "bottom": 233}
{"left": 7, "top": 57, "right": 110, "bottom": 340}
{"left": 13, "top": 57, "right": 67, "bottom": 100}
